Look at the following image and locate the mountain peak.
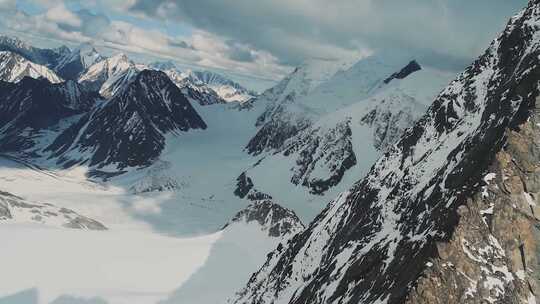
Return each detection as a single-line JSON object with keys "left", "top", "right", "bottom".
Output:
{"left": 50, "top": 68, "right": 206, "bottom": 169}
{"left": 0, "top": 50, "right": 63, "bottom": 83}
{"left": 231, "top": 1, "right": 540, "bottom": 303}
{"left": 383, "top": 60, "right": 422, "bottom": 84}
{"left": 226, "top": 200, "right": 304, "bottom": 238}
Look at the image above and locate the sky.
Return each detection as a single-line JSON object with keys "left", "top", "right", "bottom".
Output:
{"left": 0, "top": 0, "right": 529, "bottom": 90}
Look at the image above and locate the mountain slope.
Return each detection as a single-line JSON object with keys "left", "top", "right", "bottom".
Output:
{"left": 0, "top": 35, "right": 69, "bottom": 68}
{"left": 150, "top": 61, "right": 256, "bottom": 103}
{"left": 245, "top": 55, "right": 420, "bottom": 155}
{"left": 78, "top": 53, "right": 139, "bottom": 98}
{"left": 48, "top": 70, "right": 207, "bottom": 169}
{"left": 240, "top": 58, "right": 454, "bottom": 196}
{"left": 0, "top": 51, "right": 62, "bottom": 83}
{"left": 54, "top": 43, "right": 104, "bottom": 80}
{"left": 0, "top": 77, "right": 99, "bottom": 152}
{"left": 231, "top": 1, "right": 540, "bottom": 303}
{"left": 163, "top": 68, "right": 227, "bottom": 106}
{"left": 189, "top": 70, "right": 256, "bottom": 103}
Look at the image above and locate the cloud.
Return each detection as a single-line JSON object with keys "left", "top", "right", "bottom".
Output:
{"left": 0, "top": 0, "right": 16, "bottom": 11}
{"left": 129, "top": 0, "right": 528, "bottom": 68}
{"left": 0, "top": 0, "right": 290, "bottom": 82}
{"left": 45, "top": 4, "right": 82, "bottom": 27}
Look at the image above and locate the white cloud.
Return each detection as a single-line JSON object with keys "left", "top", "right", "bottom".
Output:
{"left": 0, "top": 0, "right": 16, "bottom": 11}
{"left": 0, "top": 0, "right": 291, "bottom": 82}
{"left": 129, "top": 0, "right": 528, "bottom": 68}
{"left": 45, "top": 4, "right": 82, "bottom": 27}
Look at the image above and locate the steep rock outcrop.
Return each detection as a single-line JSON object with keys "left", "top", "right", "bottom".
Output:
{"left": 225, "top": 200, "right": 304, "bottom": 238}
{"left": 231, "top": 1, "right": 540, "bottom": 303}
{"left": 406, "top": 112, "right": 540, "bottom": 304}
{"left": 48, "top": 70, "right": 206, "bottom": 169}
{"left": 0, "top": 77, "right": 100, "bottom": 152}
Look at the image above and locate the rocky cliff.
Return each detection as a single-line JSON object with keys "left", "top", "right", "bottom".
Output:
{"left": 230, "top": 1, "right": 540, "bottom": 303}
{"left": 406, "top": 109, "right": 540, "bottom": 303}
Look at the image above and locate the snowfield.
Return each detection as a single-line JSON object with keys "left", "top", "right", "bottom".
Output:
{"left": 0, "top": 224, "right": 221, "bottom": 304}
{"left": 0, "top": 47, "right": 458, "bottom": 304}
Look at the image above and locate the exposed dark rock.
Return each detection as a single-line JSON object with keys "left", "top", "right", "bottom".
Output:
{"left": 225, "top": 200, "right": 304, "bottom": 238}
{"left": 0, "top": 77, "right": 100, "bottom": 152}
{"left": 231, "top": 2, "right": 540, "bottom": 303}
{"left": 384, "top": 60, "right": 422, "bottom": 84}
{"left": 234, "top": 172, "right": 273, "bottom": 201}
{"left": 47, "top": 70, "right": 207, "bottom": 169}
{"left": 234, "top": 172, "right": 254, "bottom": 199}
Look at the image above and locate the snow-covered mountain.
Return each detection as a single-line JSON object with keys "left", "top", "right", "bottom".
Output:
{"left": 0, "top": 51, "right": 63, "bottom": 83}
{"left": 48, "top": 70, "right": 207, "bottom": 169}
{"left": 162, "top": 67, "right": 226, "bottom": 106}
{"left": 150, "top": 61, "right": 256, "bottom": 103}
{"left": 54, "top": 43, "right": 104, "bottom": 80}
{"left": 78, "top": 53, "right": 139, "bottom": 98}
{"left": 0, "top": 190, "right": 106, "bottom": 230}
{"left": 0, "top": 35, "right": 70, "bottom": 68}
{"left": 0, "top": 76, "right": 99, "bottom": 152}
{"left": 240, "top": 56, "right": 454, "bottom": 196}
{"left": 189, "top": 70, "right": 257, "bottom": 103}
{"left": 231, "top": 2, "right": 540, "bottom": 303}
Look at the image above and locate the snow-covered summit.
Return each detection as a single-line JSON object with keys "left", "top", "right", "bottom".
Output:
{"left": 240, "top": 52, "right": 454, "bottom": 196}
{"left": 54, "top": 42, "right": 104, "bottom": 80}
{"left": 49, "top": 70, "right": 207, "bottom": 169}
{"left": 0, "top": 51, "right": 62, "bottom": 83}
{"left": 0, "top": 35, "right": 69, "bottom": 68}
{"left": 188, "top": 70, "right": 257, "bottom": 103}
{"left": 150, "top": 61, "right": 256, "bottom": 103}
{"left": 78, "top": 53, "right": 138, "bottom": 98}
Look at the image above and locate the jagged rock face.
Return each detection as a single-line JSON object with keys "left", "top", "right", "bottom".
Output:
{"left": 78, "top": 54, "right": 138, "bottom": 98}
{"left": 242, "top": 79, "right": 430, "bottom": 196}
{"left": 54, "top": 43, "right": 104, "bottom": 80}
{"left": 0, "top": 77, "right": 99, "bottom": 152}
{"left": 234, "top": 172, "right": 273, "bottom": 201}
{"left": 181, "top": 82, "right": 226, "bottom": 106}
{"left": 285, "top": 120, "right": 357, "bottom": 195}
{"left": 188, "top": 70, "right": 257, "bottom": 103}
{"left": 246, "top": 102, "right": 313, "bottom": 155}
{"left": 242, "top": 54, "right": 443, "bottom": 197}
{"left": 234, "top": 172, "right": 255, "bottom": 198}
{"left": 0, "top": 51, "right": 63, "bottom": 83}
{"left": 384, "top": 60, "right": 421, "bottom": 84}
{"left": 226, "top": 200, "right": 304, "bottom": 238}
{"left": 231, "top": 2, "right": 540, "bottom": 304}
{"left": 244, "top": 57, "right": 358, "bottom": 154}
{"left": 360, "top": 94, "right": 423, "bottom": 151}
{"left": 47, "top": 70, "right": 207, "bottom": 169}
{"left": 407, "top": 109, "right": 540, "bottom": 304}
{"left": 162, "top": 68, "right": 227, "bottom": 106}
{"left": 0, "top": 190, "right": 106, "bottom": 230}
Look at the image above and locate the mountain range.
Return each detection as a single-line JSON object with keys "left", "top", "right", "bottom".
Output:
{"left": 1, "top": 1, "right": 539, "bottom": 303}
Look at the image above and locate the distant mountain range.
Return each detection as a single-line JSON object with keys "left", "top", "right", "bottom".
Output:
{"left": 0, "top": 35, "right": 256, "bottom": 104}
